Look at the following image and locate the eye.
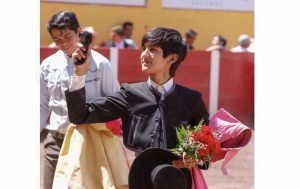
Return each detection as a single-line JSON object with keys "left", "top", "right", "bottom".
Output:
{"left": 150, "top": 48, "right": 157, "bottom": 52}
{"left": 141, "top": 47, "right": 146, "bottom": 51}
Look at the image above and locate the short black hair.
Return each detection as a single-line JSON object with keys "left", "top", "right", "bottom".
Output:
{"left": 217, "top": 35, "right": 227, "bottom": 47}
{"left": 185, "top": 29, "right": 197, "bottom": 38}
{"left": 46, "top": 11, "right": 80, "bottom": 37}
{"left": 141, "top": 27, "right": 188, "bottom": 78}
{"left": 123, "top": 21, "right": 133, "bottom": 30}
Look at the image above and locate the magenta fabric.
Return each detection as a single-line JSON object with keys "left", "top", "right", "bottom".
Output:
{"left": 209, "top": 108, "right": 252, "bottom": 175}
{"left": 191, "top": 166, "right": 208, "bottom": 189}
{"left": 105, "top": 118, "right": 122, "bottom": 136}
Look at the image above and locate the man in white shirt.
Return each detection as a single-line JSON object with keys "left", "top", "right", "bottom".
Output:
{"left": 231, "top": 34, "right": 252, "bottom": 52}
{"left": 105, "top": 25, "right": 136, "bottom": 49}
{"left": 40, "top": 11, "right": 120, "bottom": 189}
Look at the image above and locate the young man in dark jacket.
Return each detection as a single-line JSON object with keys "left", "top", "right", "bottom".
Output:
{"left": 66, "top": 27, "right": 209, "bottom": 169}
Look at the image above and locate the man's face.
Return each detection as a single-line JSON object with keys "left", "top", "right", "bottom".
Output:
{"left": 141, "top": 42, "right": 172, "bottom": 76}
{"left": 123, "top": 25, "right": 133, "bottom": 38}
{"left": 51, "top": 27, "right": 80, "bottom": 57}
{"left": 185, "top": 36, "right": 195, "bottom": 46}
{"left": 110, "top": 31, "right": 122, "bottom": 43}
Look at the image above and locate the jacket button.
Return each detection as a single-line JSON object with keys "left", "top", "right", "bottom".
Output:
{"left": 150, "top": 131, "right": 155, "bottom": 137}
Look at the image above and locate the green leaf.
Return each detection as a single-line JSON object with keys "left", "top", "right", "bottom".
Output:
{"left": 194, "top": 118, "right": 204, "bottom": 132}
{"left": 176, "top": 127, "right": 182, "bottom": 143}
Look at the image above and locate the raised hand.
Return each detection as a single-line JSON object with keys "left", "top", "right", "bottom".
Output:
{"left": 72, "top": 40, "right": 92, "bottom": 76}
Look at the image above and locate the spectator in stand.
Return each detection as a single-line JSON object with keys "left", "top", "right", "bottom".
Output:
{"left": 247, "top": 38, "right": 255, "bottom": 52}
{"left": 184, "top": 29, "right": 197, "bottom": 50}
{"left": 104, "top": 25, "right": 135, "bottom": 49}
{"left": 231, "top": 34, "right": 252, "bottom": 52}
{"left": 81, "top": 26, "right": 99, "bottom": 47}
{"left": 206, "top": 35, "right": 227, "bottom": 51}
{"left": 123, "top": 21, "right": 138, "bottom": 49}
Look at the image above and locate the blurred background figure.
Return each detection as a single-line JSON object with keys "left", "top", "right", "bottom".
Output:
{"left": 184, "top": 29, "right": 197, "bottom": 50}
{"left": 81, "top": 26, "right": 99, "bottom": 47}
{"left": 231, "top": 34, "right": 252, "bottom": 52}
{"left": 123, "top": 21, "right": 138, "bottom": 49}
{"left": 48, "top": 26, "right": 98, "bottom": 48}
{"left": 104, "top": 25, "right": 135, "bottom": 49}
{"left": 206, "top": 35, "right": 227, "bottom": 51}
{"left": 247, "top": 38, "right": 255, "bottom": 52}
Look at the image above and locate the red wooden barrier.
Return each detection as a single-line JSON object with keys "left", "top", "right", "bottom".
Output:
{"left": 218, "top": 52, "right": 254, "bottom": 127}
{"left": 175, "top": 51, "right": 211, "bottom": 110}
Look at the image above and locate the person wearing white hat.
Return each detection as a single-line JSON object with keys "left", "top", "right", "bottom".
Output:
{"left": 231, "top": 34, "right": 252, "bottom": 52}
{"left": 81, "top": 26, "right": 99, "bottom": 46}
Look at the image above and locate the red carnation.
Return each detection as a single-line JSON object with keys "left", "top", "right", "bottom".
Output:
{"left": 209, "top": 141, "right": 221, "bottom": 154}
{"left": 199, "top": 145, "right": 211, "bottom": 156}
{"left": 201, "top": 125, "right": 214, "bottom": 139}
{"left": 190, "top": 132, "right": 201, "bottom": 142}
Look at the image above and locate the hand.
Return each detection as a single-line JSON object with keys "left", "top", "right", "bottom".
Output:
{"left": 172, "top": 155, "right": 197, "bottom": 169}
{"left": 72, "top": 40, "right": 93, "bottom": 76}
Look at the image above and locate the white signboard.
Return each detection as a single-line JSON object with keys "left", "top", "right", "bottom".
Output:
{"left": 162, "top": 0, "right": 254, "bottom": 12}
{"left": 41, "top": 0, "right": 146, "bottom": 6}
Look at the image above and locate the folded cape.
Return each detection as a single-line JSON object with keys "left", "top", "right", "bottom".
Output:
{"left": 52, "top": 121, "right": 130, "bottom": 189}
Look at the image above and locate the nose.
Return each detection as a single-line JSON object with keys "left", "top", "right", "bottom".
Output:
{"left": 141, "top": 49, "right": 150, "bottom": 60}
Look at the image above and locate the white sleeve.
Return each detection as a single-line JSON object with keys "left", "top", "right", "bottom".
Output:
{"left": 40, "top": 70, "right": 50, "bottom": 133}
{"left": 100, "top": 61, "right": 120, "bottom": 96}
{"left": 69, "top": 75, "right": 86, "bottom": 92}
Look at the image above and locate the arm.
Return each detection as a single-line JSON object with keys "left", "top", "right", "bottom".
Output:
{"left": 40, "top": 70, "right": 50, "bottom": 133}
{"left": 65, "top": 86, "right": 128, "bottom": 124}
{"left": 206, "top": 45, "right": 221, "bottom": 52}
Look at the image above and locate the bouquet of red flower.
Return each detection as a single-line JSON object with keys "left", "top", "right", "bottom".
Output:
{"left": 169, "top": 118, "right": 222, "bottom": 169}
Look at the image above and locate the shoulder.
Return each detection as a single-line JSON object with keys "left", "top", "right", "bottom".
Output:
{"left": 40, "top": 50, "right": 64, "bottom": 72}
{"left": 121, "top": 82, "right": 147, "bottom": 90}
{"left": 231, "top": 46, "right": 242, "bottom": 52}
{"left": 91, "top": 50, "right": 109, "bottom": 64}
{"left": 175, "top": 84, "right": 202, "bottom": 97}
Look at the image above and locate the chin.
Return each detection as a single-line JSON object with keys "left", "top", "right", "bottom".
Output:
{"left": 141, "top": 67, "right": 150, "bottom": 73}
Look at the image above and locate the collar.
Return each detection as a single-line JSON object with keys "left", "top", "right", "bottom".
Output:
{"left": 115, "top": 39, "right": 125, "bottom": 49}
{"left": 148, "top": 77, "right": 174, "bottom": 93}
{"left": 62, "top": 51, "right": 74, "bottom": 64}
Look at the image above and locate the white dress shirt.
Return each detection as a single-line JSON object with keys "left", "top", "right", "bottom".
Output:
{"left": 40, "top": 50, "right": 120, "bottom": 134}
{"left": 115, "top": 40, "right": 125, "bottom": 49}
{"left": 231, "top": 45, "right": 249, "bottom": 52}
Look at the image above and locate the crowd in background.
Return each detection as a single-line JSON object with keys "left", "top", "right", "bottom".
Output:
{"left": 49, "top": 21, "right": 255, "bottom": 53}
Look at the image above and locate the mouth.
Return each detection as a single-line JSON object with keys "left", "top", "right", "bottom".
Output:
{"left": 142, "top": 60, "right": 152, "bottom": 65}
{"left": 62, "top": 45, "right": 71, "bottom": 51}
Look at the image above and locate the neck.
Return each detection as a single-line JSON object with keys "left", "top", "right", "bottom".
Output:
{"left": 115, "top": 37, "right": 122, "bottom": 43}
{"left": 150, "top": 73, "right": 171, "bottom": 85}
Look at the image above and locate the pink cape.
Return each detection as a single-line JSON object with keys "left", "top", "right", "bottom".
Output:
{"left": 191, "top": 108, "right": 252, "bottom": 189}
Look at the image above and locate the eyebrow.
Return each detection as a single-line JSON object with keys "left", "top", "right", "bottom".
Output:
{"left": 142, "top": 44, "right": 159, "bottom": 48}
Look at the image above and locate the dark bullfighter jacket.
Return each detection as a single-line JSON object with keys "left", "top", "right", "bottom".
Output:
{"left": 65, "top": 81, "right": 209, "bottom": 154}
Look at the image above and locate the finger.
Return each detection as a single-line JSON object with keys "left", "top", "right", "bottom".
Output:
{"left": 77, "top": 48, "right": 86, "bottom": 59}
{"left": 72, "top": 52, "right": 82, "bottom": 60}
{"left": 76, "top": 43, "right": 86, "bottom": 51}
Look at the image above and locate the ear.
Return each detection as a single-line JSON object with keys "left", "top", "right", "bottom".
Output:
{"left": 167, "top": 54, "right": 178, "bottom": 65}
{"left": 77, "top": 27, "right": 81, "bottom": 35}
